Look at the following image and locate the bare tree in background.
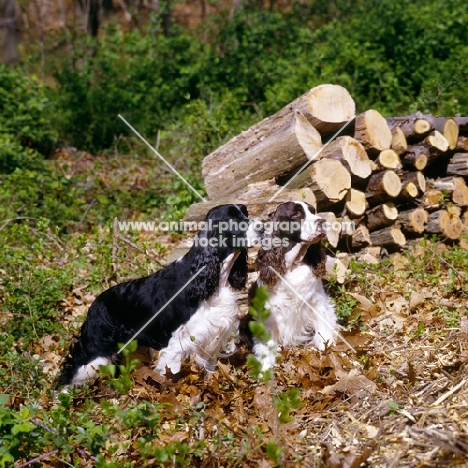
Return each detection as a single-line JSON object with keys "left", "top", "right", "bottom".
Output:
{"left": 76, "top": 0, "right": 103, "bottom": 36}
{"left": 0, "top": 0, "right": 19, "bottom": 64}
{"left": 230, "top": 0, "right": 242, "bottom": 18}
{"left": 162, "top": 0, "right": 170, "bottom": 35}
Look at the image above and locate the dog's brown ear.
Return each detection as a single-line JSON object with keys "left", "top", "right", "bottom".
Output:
{"left": 256, "top": 246, "right": 285, "bottom": 288}
{"left": 265, "top": 207, "right": 277, "bottom": 219}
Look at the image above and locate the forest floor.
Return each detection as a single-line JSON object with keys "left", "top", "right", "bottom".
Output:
{"left": 19, "top": 231, "right": 467, "bottom": 467}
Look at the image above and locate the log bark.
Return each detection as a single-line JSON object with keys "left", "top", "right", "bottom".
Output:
{"left": 321, "top": 135, "right": 374, "bottom": 181}
{"left": 397, "top": 208, "right": 428, "bottom": 234}
{"left": 366, "top": 202, "right": 398, "bottom": 232}
{"left": 401, "top": 145, "right": 428, "bottom": 171}
{"left": 374, "top": 149, "right": 402, "bottom": 171}
{"left": 455, "top": 137, "right": 468, "bottom": 152}
{"left": 341, "top": 222, "right": 371, "bottom": 251}
{"left": 184, "top": 180, "right": 316, "bottom": 222}
{"left": 345, "top": 188, "right": 367, "bottom": 217}
{"left": 386, "top": 112, "right": 434, "bottom": 143}
{"left": 429, "top": 177, "right": 468, "bottom": 206}
{"left": 424, "top": 131, "right": 450, "bottom": 164}
{"left": 426, "top": 207, "right": 463, "bottom": 240}
{"left": 454, "top": 117, "right": 468, "bottom": 137}
{"left": 440, "top": 118, "right": 459, "bottom": 150}
{"left": 391, "top": 126, "right": 408, "bottom": 155}
{"left": 307, "top": 159, "right": 351, "bottom": 210}
{"left": 319, "top": 211, "right": 341, "bottom": 248}
{"left": 0, "top": 0, "right": 19, "bottom": 65}
{"left": 202, "top": 110, "right": 323, "bottom": 198}
{"left": 421, "top": 115, "right": 459, "bottom": 150}
{"left": 355, "top": 109, "right": 392, "bottom": 156}
{"left": 295, "top": 84, "right": 356, "bottom": 136}
{"left": 423, "top": 189, "right": 443, "bottom": 211}
{"left": 398, "top": 181, "right": 419, "bottom": 204}
{"left": 400, "top": 171, "right": 426, "bottom": 195}
{"left": 370, "top": 226, "right": 406, "bottom": 250}
{"left": 365, "top": 170, "right": 402, "bottom": 205}
{"left": 446, "top": 153, "right": 468, "bottom": 177}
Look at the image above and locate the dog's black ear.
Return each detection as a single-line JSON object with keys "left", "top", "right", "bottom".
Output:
{"left": 303, "top": 242, "right": 327, "bottom": 276}
{"left": 257, "top": 246, "right": 285, "bottom": 288}
{"left": 188, "top": 247, "right": 220, "bottom": 302}
{"left": 228, "top": 249, "right": 248, "bottom": 290}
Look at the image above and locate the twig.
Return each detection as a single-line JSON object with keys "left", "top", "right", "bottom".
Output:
{"left": 117, "top": 233, "right": 163, "bottom": 265}
{"left": 111, "top": 217, "right": 119, "bottom": 275}
{"left": 0, "top": 217, "right": 39, "bottom": 232}
{"left": 15, "top": 449, "right": 59, "bottom": 467}
{"left": 431, "top": 378, "right": 467, "bottom": 406}
{"left": 30, "top": 419, "right": 97, "bottom": 462}
{"left": 426, "top": 246, "right": 468, "bottom": 281}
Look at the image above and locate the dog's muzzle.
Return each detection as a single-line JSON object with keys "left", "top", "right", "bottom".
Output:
{"left": 247, "top": 219, "right": 264, "bottom": 246}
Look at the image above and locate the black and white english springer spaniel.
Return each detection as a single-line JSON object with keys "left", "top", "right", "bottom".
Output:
{"left": 57, "top": 204, "right": 261, "bottom": 387}
{"left": 248, "top": 201, "right": 338, "bottom": 371}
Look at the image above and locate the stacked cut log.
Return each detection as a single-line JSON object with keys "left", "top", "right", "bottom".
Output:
{"left": 185, "top": 84, "right": 468, "bottom": 253}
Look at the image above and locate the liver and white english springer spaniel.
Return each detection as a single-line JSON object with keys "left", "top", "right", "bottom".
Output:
{"left": 248, "top": 201, "right": 338, "bottom": 371}
{"left": 57, "top": 204, "right": 262, "bottom": 387}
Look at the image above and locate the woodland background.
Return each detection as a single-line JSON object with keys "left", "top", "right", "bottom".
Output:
{"left": 0, "top": 1, "right": 468, "bottom": 466}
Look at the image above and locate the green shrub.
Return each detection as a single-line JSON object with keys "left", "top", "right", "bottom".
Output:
{"left": 0, "top": 65, "right": 57, "bottom": 167}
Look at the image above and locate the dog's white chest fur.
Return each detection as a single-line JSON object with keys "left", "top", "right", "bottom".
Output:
{"left": 155, "top": 253, "right": 240, "bottom": 374}
{"left": 266, "top": 264, "right": 337, "bottom": 350}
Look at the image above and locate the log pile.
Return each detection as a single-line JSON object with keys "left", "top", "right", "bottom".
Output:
{"left": 186, "top": 84, "right": 468, "bottom": 253}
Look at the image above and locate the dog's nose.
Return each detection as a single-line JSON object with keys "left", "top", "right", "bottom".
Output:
{"left": 317, "top": 218, "right": 326, "bottom": 231}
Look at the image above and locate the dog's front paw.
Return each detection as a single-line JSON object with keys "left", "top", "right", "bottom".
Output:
{"left": 253, "top": 339, "right": 278, "bottom": 373}
{"left": 154, "top": 359, "right": 181, "bottom": 375}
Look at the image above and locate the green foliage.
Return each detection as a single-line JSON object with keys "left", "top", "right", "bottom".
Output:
{"left": 43, "top": 0, "right": 468, "bottom": 155}
{"left": 248, "top": 286, "right": 271, "bottom": 343}
{"left": 0, "top": 65, "right": 57, "bottom": 172}
{"left": 0, "top": 395, "right": 36, "bottom": 465}
{"left": 274, "top": 388, "right": 303, "bottom": 424}
{"left": 0, "top": 220, "right": 75, "bottom": 344}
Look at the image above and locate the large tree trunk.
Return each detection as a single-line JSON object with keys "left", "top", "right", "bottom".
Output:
{"left": 401, "top": 145, "right": 428, "bottom": 171}
{"left": 446, "top": 153, "right": 468, "bottom": 177}
{"left": 354, "top": 109, "right": 392, "bottom": 156}
{"left": 184, "top": 180, "right": 317, "bottom": 222}
{"left": 366, "top": 203, "right": 398, "bottom": 232}
{"left": 202, "top": 84, "right": 354, "bottom": 199}
{"left": 426, "top": 206, "right": 463, "bottom": 240}
{"left": 386, "top": 112, "right": 434, "bottom": 142}
{"left": 320, "top": 135, "right": 374, "bottom": 181}
{"left": 370, "top": 226, "right": 406, "bottom": 250}
{"left": 202, "top": 110, "right": 323, "bottom": 199}
{"left": 429, "top": 176, "right": 468, "bottom": 207}
{"left": 308, "top": 159, "right": 351, "bottom": 210}
{"left": 365, "top": 170, "right": 402, "bottom": 205}
{"left": 397, "top": 208, "right": 428, "bottom": 235}
{"left": 0, "top": 0, "right": 19, "bottom": 64}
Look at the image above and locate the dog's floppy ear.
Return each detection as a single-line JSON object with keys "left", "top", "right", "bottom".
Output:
{"left": 304, "top": 242, "right": 327, "bottom": 276}
{"left": 256, "top": 246, "right": 285, "bottom": 288}
{"left": 188, "top": 246, "right": 220, "bottom": 302}
{"left": 228, "top": 249, "right": 248, "bottom": 290}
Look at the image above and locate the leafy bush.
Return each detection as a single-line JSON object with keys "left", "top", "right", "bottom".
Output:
{"left": 0, "top": 65, "right": 57, "bottom": 169}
